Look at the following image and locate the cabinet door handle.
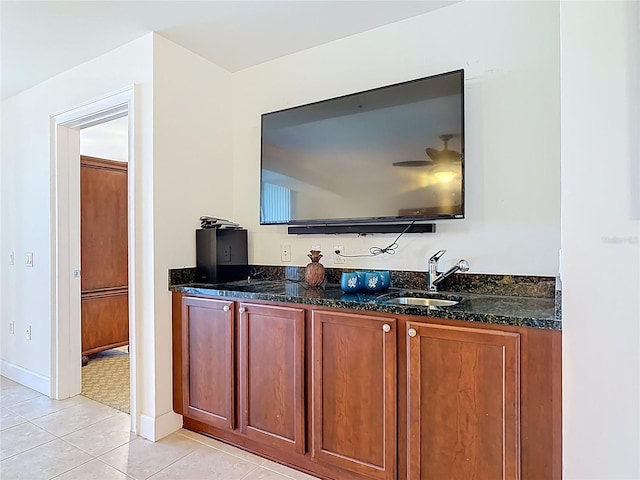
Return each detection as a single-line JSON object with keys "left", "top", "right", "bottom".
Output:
{"left": 239, "top": 307, "right": 246, "bottom": 314}
{"left": 408, "top": 328, "right": 417, "bottom": 337}
{"left": 382, "top": 323, "right": 391, "bottom": 333}
{"left": 223, "top": 305, "right": 230, "bottom": 312}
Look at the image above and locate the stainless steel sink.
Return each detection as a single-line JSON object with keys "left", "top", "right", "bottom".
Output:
{"left": 385, "top": 297, "right": 459, "bottom": 307}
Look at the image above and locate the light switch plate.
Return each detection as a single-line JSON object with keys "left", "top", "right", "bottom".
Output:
{"left": 25, "top": 252, "right": 33, "bottom": 267}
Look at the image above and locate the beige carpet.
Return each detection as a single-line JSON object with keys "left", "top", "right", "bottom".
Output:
{"left": 81, "top": 347, "right": 130, "bottom": 414}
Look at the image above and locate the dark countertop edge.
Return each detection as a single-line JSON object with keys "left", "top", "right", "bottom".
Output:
{"left": 170, "top": 284, "right": 562, "bottom": 331}
{"left": 169, "top": 266, "right": 558, "bottom": 299}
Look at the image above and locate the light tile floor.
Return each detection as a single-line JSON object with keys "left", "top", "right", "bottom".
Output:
{"left": 0, "top": 376, "right": 320, "bottom": 480}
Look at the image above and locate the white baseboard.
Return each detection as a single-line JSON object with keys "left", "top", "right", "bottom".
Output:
{"left": 0, "top": 360, "right": 50, "bottom": 395}
{"left": 139, "top": 410, "right": 183, "bottom": 441}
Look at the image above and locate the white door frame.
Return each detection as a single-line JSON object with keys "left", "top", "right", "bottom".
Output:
{"left": 50, "top": 86, "right": 138, "bottom": 433}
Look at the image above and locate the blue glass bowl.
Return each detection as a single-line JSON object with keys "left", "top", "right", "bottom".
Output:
{"left": 363, "top": 271, "right": 383, "bottom": 292}
{"left": 340, "top": 271, "right": 364, "bottom": 293}
{"left": 379, "top": 270, "right": 391, "bottom": 289}
{"left": 340, "top": 270, "right": 390, "bottom": 293}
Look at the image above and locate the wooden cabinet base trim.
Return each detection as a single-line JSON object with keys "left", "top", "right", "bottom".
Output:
{"left": 83, "top": 341, "right": 128, "bottom": 357}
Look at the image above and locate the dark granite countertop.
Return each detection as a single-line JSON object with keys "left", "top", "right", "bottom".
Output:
{"left": 171, "top": 279, "right": 561, "bottom": 330}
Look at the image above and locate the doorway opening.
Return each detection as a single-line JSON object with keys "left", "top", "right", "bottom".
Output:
{"left": 78, "top": 117, "right": 130, "bottom": 414}
{"left": 51, "top": 87, "right": 138, "bottom": 433}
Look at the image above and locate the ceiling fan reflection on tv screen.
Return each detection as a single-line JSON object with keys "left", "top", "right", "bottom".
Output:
{"left": 392, "top": 133, "right": 462, "bottom": 168}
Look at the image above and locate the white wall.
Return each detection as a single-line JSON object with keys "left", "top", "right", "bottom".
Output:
{"left": 232, "top": 1, "right": 561, "bottom": 276}
{"left": 151, "top": 34, "right": 234, "bottom": 431}
{"left": 561, "top": 1, "right": 640, "bottom": 478}
{"left": 0, "top": 32, "right": 234, "bottom": 440}
{"left": 0, "top": 34, "right": 178, "bottom": 441}
{"left": 0, "top": 35, "right": 153, "bottom": 398}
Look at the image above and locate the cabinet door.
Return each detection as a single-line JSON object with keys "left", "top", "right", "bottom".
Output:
{"left": 406, "top": 322, "right": 520, "bottom": 480}
{"left": 238, "top": 302, "right": 305, "bottom": 454}
{"left": 182, "top": 296, "right": 235, "bottom": 430}
{"left": 311, "top": 310, "right": 397, "bottom": 480}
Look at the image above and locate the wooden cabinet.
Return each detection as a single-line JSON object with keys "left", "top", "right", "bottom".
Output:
{"left": 405, "top": 321, "right": 521, "bottom": 480}
{"left": 181, "top": 296, "right": 235, "bottom": 429}
{"left": 238, "top": 302, "right": 306, "bottom": 454}
{"left": 311, "top": 310, "right": 397, "bottom": 480}
{"left": 173, "top": 293, "right": 561, "bottom": 480}
{"left": 80, "top": 156, "right": 129, "bottom": 357}
{"left": 178, "top": 297, "right": 307, "bottom": 453}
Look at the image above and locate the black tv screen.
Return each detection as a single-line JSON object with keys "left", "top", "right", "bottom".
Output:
{"left": 260, "top": 69, "right": 464, "bottom": 226}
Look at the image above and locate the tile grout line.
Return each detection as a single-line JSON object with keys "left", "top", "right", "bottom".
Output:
{"left": 2, "top": 388, "right": 115, "bottom": 419}
{"left": 1, "top": 379, "right": 129, "bottom": 480}
{"left": 2, "top": 409, "right": 126, "bottom": 475}
{"left": 2, "top": 378, "right": 318, "bottom": 480}
{"left": 260, "top": 460, "right": 319, "bottom": 480}
{"left": 176, "top": 431, "right": 316, "bottom": 480}
{"left": 176, "top": 431, "right": 268, "bottom": 466}
{"left": 56, "top": 425, "right": 133, "bottom": 460}
{"left": 1, "top": 413, "right": 119, "bottom": 467}
{"left": 2, "top": 417, "right": 132, "bottom": 478}
{"left": 134, "top": 443, "right": 209, "bottom": 480}
{"left": 92, "top": 455, "right": 136, "bottom": 479}
{"left": 0, "top": 412, "right": 29, "bottom": 431}
{"left": 0, "top": 394, "right": 46, "bottom": 409}
{"left": 47, "top": 455, "right": 97, "bottom": 480}
{"left": 237, "top": 462, "right": 264, "bottom": 480}
{"left": 0, "top": 432, "right": 58, "bottom": 462}
{"left": 31, "top": 410, "right": 122, "bottom": 438}
{"left": 4, "top": 399, "right": 92, "bottom": 422}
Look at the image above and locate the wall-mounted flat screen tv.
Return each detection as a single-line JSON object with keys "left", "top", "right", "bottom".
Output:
{"left": 260, "top": 69, "right": 464, "bottom": 226}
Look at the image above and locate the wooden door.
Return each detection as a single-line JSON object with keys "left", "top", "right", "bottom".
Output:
{"left": 81, "top": 156, "right": 128, "bottom": 356}
{"left": 311, "top": 310, "right": 397, "bottom": 480}
{"left": 182, "top": 296, "right": 235, "bottom": 429}
{"left": 238, "top": 303, "right": 305, "bottom": 454}
{"left": 406, "top": 322, "right": 521, "bottom": 480}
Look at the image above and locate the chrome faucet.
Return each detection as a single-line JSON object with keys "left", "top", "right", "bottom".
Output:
{"left": 427, "top": 249, "right": 469, "bottom": 292}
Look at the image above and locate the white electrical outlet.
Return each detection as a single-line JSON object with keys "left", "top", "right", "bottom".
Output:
{"left": 334, "top": 245, "right": 345, "bottom": 264}
{"left": 26, "top": 325, "right": 32, "bottom": 340}
{"left": 9, "top": 321, "right": 15, "bottom": 335}
{"left": 9, "top": 251, "right": 15, "bottom": 265}
{"left": 25, "top": 252, "right": 33, "bottom": 267}
{"left": 281, "top": 244, "right": 291, "bottom": 262}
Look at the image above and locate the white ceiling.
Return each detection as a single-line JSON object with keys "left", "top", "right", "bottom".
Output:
{"left": 1, "top": 0, "right": 459, "bottom": 101}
